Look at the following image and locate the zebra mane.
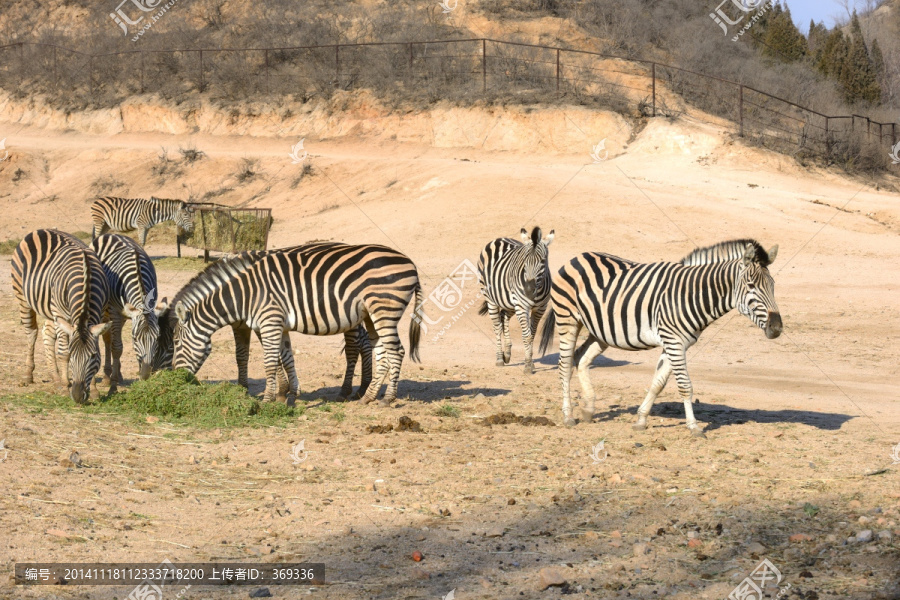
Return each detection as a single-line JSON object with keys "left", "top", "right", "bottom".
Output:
{"left": 78, "top": 250, "right": 91, "bottom": 332}
{"left": 172, "top": 252, "right": 264, "bottom": 310}
{"left": 680, "top": 239, "right": 772, "bottom": 267}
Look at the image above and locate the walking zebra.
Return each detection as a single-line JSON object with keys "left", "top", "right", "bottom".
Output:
{"left": 477, "top": 226, "right": 554, "bottom": 373}
{"left": 11, "top": 230, "right": 110, "bottom": 404}
{"left": 539, "top": 239, "right": 782, "bottom": 436}
{"left": 154, "top": 252, "right": 373, "bottom": 401}
{"left": 170, "top": 243, "right": 420, "bottom": 404}
{"left": 91, "top": 234, "right": 167, "bottom": 392}
{"left": 91, "top": 196, "right": 195, "bottom": 245}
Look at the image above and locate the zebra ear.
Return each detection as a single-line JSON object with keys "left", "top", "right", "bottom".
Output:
{"left": 742, "top": 244, "right": 756, "bottom": 266}
{"left": 520, "top": 228, "right": 529, "bottom": 243}
{"left": 544, "top": 229, "right": 555, "bottom": 246}
{"left": 122, "top": 303, "right": 139, "bottom": 318}
{"left": 154, "top": 297, "right": 169, "bottom": 317}
{"left": 766, "top": 245, "right": 778, "bottom": 264}
{"left": 90, "top": 322, "right": 111, "bottom": 338}
{"left": 55, "top": 318, "right": 76, "bottom": 337}
{"left": 175, "top": 302, "right": 189, "bottom": 323}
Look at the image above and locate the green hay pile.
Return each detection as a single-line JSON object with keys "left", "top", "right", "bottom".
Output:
{"left": 182, "top": 209, "right": 270, "bottom": 252}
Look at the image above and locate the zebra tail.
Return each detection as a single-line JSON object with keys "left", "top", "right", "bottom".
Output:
{"left": 538, "top": 309, "right": 557, "bottom": 357}
{"left": 409, "top": 283, "right": 424, "bottom": 363}
{"left": 478, "top": 301, "right": 488, "bottom": 316}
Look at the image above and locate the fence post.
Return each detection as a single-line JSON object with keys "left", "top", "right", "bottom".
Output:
{"left": 89, "top": 55, "right": 94, "bottom": 99}
{"left": 198, "top": 50, "right": 204, "bottom": 92}
{"left": 408, "top": 42, "right": 413, "bottom": 70}
{"left": 53, "top": 46, "right": 58, "bottom": 90}
{"left": 893, "top": 122, "right": 897, "bottom": 146}
{"left": 739, "top": 85, "right": 744, "bottom": 137}
{"left": 264, "top": 49, "right": 269, "bottom": 94}
{"left": 482, "top": 39, "right": 487, "bottom": 93}
{"left": 652, "top": 62, "right": 656, "bottom": 117}
{"left": 335, "top": 44, "right": 340, "bottom": 88}
{"left": 556, "top": 48, "right": 560, "bottom": 92}
{"left": 825, "top": 117, "right": 830, "bottom": 155}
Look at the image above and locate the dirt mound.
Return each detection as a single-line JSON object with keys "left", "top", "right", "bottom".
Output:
{"left": 481, "top": 412, "right": 555, "bottom": 427}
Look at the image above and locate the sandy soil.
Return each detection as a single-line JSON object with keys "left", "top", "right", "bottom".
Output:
{"left": 0, "top": 100, "right": 899, "bottom": 600}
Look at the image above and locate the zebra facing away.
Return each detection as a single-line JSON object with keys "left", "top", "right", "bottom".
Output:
{"left": 171, "top": 243, "right": 423, "bottom": 405}
{"left": 539, "top": 239, "right": 782, "bottom": 436}
{"left": 11, "top": 230, "right": 110, "bottom": 404}
{"left": 91, "top": 196, "right": 195, "bottom": 245}
{"left": 91, "top": 234, "right": 167, "bottom": 392}
{"left": 477, "top": 226, "right": 554, "bottom": 374}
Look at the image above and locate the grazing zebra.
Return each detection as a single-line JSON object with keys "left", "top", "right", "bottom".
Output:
{"left": 477, "top": 226, "right": 554, "bottom": 374}
{"left": 154, "top": 251, "right": 374, "bottom": 401}
{"left": 539, "top": 239, "right": 782, "bottom": 436}
{"left": 91, "top": 234, "right": 166, "bottom": 391}
{"left": 11, "top": 230, "right": 110, "bottom": 404}
{"left": 90, "top": 196, "right": 195, "bottom": 245}
{"left": 172, "top": 243, "right": 420, "bottom": 404}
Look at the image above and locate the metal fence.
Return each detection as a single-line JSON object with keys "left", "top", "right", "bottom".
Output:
{"left": 1, "top": 38, "right": 896, "bottom": 159}
{"left": 178, "top": 205, "right": 272, "bottom": 260}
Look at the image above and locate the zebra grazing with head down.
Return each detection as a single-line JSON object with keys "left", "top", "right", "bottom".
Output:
{"left": 91, "top": 234, "right": 167, "bottom": 392}
{"left": 171, "top": 243, "right": 422, "bottom": 405}
{"left": 539, "top": 239, "right": 782, "bottom": 436}
{"left": 91, "top": 196, "right": 195, "bottom": 246}
{"left": 11, "top": 230, "right": 110, "bottom": 404}
{"left": 477, "top": 226, "right": 554, "bottom": 374}
{"left": 154, "top": 251, "right": 373, "bottom": 401}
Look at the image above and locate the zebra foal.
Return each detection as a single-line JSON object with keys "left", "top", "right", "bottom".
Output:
{"left": 11, "top": 230, "right": 110, "bottom": 404}
{"left": 477, "top": 226, "right": 554, "bottom": 373}
{"left": 91, "top": 196, "right": 195, "bottom": 245}
{"left": 539, "top": 239, "right": 782, "bottom": 436}
{"left": 171, "top": 243, "right": 422, "bottom": 405}
{"left": 92, "top": 234, "right": 167, "bottom": 391}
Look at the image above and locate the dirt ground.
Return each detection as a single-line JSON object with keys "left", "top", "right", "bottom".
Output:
{"left": 0, "top": 101, "right": 899, "bottom": 600}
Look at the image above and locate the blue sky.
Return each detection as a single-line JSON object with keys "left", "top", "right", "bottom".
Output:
{"left": 784, "top": 0, "right": 867, "bottom": 31}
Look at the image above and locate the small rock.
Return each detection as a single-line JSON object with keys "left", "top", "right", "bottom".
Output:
{"left": 507, "top": 498, "right": 516, "bottom": 506}
{"left": 633, "top": 542, "right": 650, "bottom": 557}
{"left": 846, "top": 536, "right": 858, "bottom": 544}
{"left": 249, "top": 588, "right": 272, "bottom": 598}
{"left": 789, "top": 533, "right": 813, "bottom": 543}
{"left": 876, "top": 530, "right": 893, "bottom": 542}
{"left": 687, "top": 531, "right": 699, "bottom": 539}
{"left": 610, "top": 530, "right": 622, "bottom": 538}
{"left": 188, "top": 455, "right": 198, "bottom": 465}
{"left": 411, "top": 550, "right": 423, "bottom": 562}
{"left": 856, "top": 530, "right": 873, "bottom": 543}
{"left": 537, "top": 567, "right": 566, "bottom": 590}
{"left": 609, "top": 474, "right": 622, "bottom": 484}
{"left": 485, "top": 527, "right": 505, "bottom": 538}
{"left": 687, "top": 538, "right": 702, "bottom": 548}
{"left": 666, "top": 487, "right": 678, "bottom": 494}
{"left": 59, "top": 451, "right": 81, "bottom": 468}
{"left": 145, "top": 416, "right": 159, "bottom": 424}
{"left": 747, "top": 542, "right": 766, "bottom": 554}
{"left": 473, "top": 393, "right": 485, "bottom": 401}
{"left": 538, "top": 464, "right": 548, "bottom": 471}
{"left": 584, "top": 531, "right": 599, "bottom": 541}
{"left": 848, "top": 500, "right": 862, "bottom": 509}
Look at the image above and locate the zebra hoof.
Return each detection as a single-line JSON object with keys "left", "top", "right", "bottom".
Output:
{"left": 632, "top": 423, "right": 647, "bottom": 431}
{"left": 275, "top": 393, "right": 288, "bottom": 403}
{"left": 495, "top": 360, "right": 505, "bottom": 367}
{"left": 19, "top": 377, "right": 33, "bottom": 387}
{"left": 523, "top": 363, "right": 535, "bottom": 375}
{"left": 690, "top": 428, "right": 707, "bottom": 439}
{"left": 502, "top": 352, "right": 511, "bottom": 365}
{"left": 378, "top": 398, "right": 393, "bottom": 408}
{"left": 563, "top": 417, "right": 576, "bottom": 428}
{"left": 338, "top": 387, "right": 352, "bottom": 399}
{"left": 581, "top": 409, "right": 594, "bottom": 423}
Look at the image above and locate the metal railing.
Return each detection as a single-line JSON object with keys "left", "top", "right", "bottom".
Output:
{"left": 1, "top": 38, "right": 896, "bottom": 158}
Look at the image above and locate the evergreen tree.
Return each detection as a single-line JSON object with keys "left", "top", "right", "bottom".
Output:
{"left": 839, "top": 16, "right": 881, "bottom": 104}
{"left": 762, "top": 6, "right": 807, "bottom": 61}
{"left": 816, "top": 29, "right": 848, "bottom": 79}
{"left": 870, "top": 38, "right": 885, "bottom": 80}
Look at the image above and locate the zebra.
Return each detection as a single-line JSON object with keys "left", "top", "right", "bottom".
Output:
{"left": 477, "top": 226, "right": 554, "bottom": 374}
{"left": 538, "top": 239, "right": 782, "bottom": 436}
{"left": 11, "top": 229, "right": 111, "bottom": 404}
{"left": 153, "top": 250, "right": 374, "bottom": 401}
{"left": 91, "top": 234, "right": 167, "bottom": 392}
{"left": 90, "top": 196, "right": 195, "bottom": 245}
{"left": 172, "top": 243, "right": 420, "bottom": 404}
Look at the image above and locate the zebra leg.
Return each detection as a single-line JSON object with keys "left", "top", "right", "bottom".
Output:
{"left": 19, "top": 305, "right": 39, "bottom": 385}
{"left": 487, "top": 302, "right": 506, "bottom": 366}
{"left": 108, "top": 311, "right": 124, "bottom": 392}
{"left": 633, "top": 351, "right": 673, "bottom": 431}
{"left": 101, "top": 324, "right": 113, "bottom": 385}
{"left": 258, "top": 327, "right": 285, "bottom": 403}
{"left": 139, "top": 226, "right": 150, "bottom": 247}
{"left": 575, "top": 336, "right": 608, "bottom": 424}
{"left": 42, "top": 321, "right": 62, "bottom": 384}
{"left": 339, "top": 330, "right": 361, "bottom": 399}
{"left": 557, "top": 319, "right": 582, "bottom": 427}
{"left": 501, "top": 311, "right": 512, "bottom": 364}
{"left": 232, "top": 324, "right": 252, "bottom": 388}
{"left": 360, "top": 316, "right": 399, "bottom": 406}
{"left": 515, "top": 304, "right": 536, "bottom": 374}
{"left": 356, "top": 325, "right": 373, "bottom": 399}
{"left": 276, "top": 333, "right": 299, "bottom": 402}
{"left": 666, "top": 343, "right": 704, "bottom": 437}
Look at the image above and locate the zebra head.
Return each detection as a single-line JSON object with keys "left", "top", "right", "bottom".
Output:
{"left": 518, "top": 226, "right": 555, "bottom": 301}
{"left": 172, "top": 301, "right": 212, "bottom": 374}
{"left": 735, "top": 243, "right": 782, "bottom": 340}
{"left": 123, "top": 295, "right": 168, "bottom": 380}
{"left": 54, "top": 318, "right": 110, "bottom": 404}
{"left": 176, "top": 202, "right": 195, "bottom": 234}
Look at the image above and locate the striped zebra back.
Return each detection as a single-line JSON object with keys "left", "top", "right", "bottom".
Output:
{"left": 681, "top": 239, "right": 770, "bottom": 266}
{"left": 92, "top": 234, "right": 162, "bottom": 370}
{"left": 11, "top": 229, "right": 110, "bottom": 402}
{"left": 90, "top": 197, "right": 194, "bottom": 236}
{"left": 478, "top": 226, "right": 554, "bottom": 310}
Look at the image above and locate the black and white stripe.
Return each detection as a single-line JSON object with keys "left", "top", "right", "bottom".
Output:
{"left": 91, "top": 234, "right": 166, "bottom": 391}
{"left": 91, "top": 196, "right": 195, "bottom": 245}
{"left": 539, "top": 240, "right": 782, "bottom": 435}
{"left": 11, "top": 229, "right": 110, "bottom": 404}
{"left": 170, "top": 243, "right": 422, "bottom": 404}
{"left": 478, "top": 226, "right": 554, "bottom": 373}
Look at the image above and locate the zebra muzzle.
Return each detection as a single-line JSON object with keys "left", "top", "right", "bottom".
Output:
{"left": 139, "top": 360, "right": 152, "bottom": 381}
{"left": 70, "top": 381, "right": 89, "bottom": 404}
{"left": 765, "top": 312, "right": 783, "bottom": 339}
{"left": 522, "top": 279, "right": 536, "bottom": 300}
